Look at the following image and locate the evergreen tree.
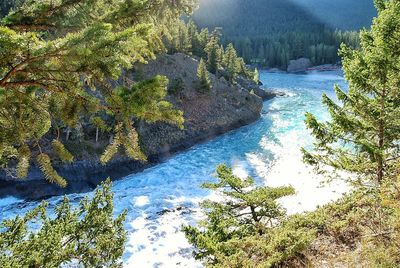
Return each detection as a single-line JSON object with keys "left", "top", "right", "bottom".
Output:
{"left": 205, "top": 30, "right": 222, "bottom": 74}
{"left": 170, "top": 20, "right": 192, "bottom": 54}
{"left": 0, "top": 179, "right": 127, "bottom": 267}
{"left": 302, "top": 0, "right": 400, "bottom": 184}
{"left": 187, "top": 19, "right": 201, "bottom": 56}
{"left": 218, "top": 45, "right": 225, "bottom": 68}
{"left": 165, "top": 21, "right": 253, "bottom": 81}
{"left": 196, "top": 58, "right": 211, "bottom": 92}
{"left": 253, "top": 68, "right": 260, "bottom": 83}
{"left": 0, "top": 0, "right": 195, "bottom": 186}
{"left": 236, "top": 57, "right": 251, "bottom": 79}
{"left": 223, "top": 43, "right": 240, "bottom": 83}
{"left": 196, "top": 28, "right": 209, "bottom": 58}
{"left": 183, "top": 164, "right": 294, "bottom": 263}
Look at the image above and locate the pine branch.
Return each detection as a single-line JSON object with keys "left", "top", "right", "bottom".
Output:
{"left": 16, "top": 145, "right": 31, "bottom": 178}
{"left": 123, "top": 126, "right": 146, "bottom": 162}
{"left": 100, "top": 133, "right": 121, "bottom": 165}
{"left": 37, "top": 153, "right": 67, "bottom": 187}
{"left": 52, "top": 140, "right": 74, "bottom": 163}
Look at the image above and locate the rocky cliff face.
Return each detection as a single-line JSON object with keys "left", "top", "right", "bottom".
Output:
{"left": 0, "top": 53, "right": 273, "bottom": 199}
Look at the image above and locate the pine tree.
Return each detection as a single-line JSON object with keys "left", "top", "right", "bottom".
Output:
{"left": 197, "top": 28, "right": 209, "bottom": 58}
{"left": 302, "top": 0, "right": 400, "bottom": 184}
{"left": 170, "top": 20, "right": 192, "bottom": 54}
{"left": 253, "top": 68, "right": 260, "bottom": 84}
{"left": 183, "top": 164, "right": 294, "bottom": 262}
{"left": 205, "top": 33, "right": 221, "bottom": 74}
{"left": 197, "top": 58, "right": 212, "bottom": 92}
{"left": 223, "top": 43, "right": 240, "bottom": 84}
{"left": 218, "top": 45, "right": 225, "bottom": 68}
{"left": 187, "top": 19, "right": 201, "bottom": 56}
{"left": 0, "top": 179, "right": 127, "bottom": 267}
{"left": 0, "top": 0, "right": 196, "bottom": 186}
{"left": 236, "top": 57, "right": 252, "bottom": 79}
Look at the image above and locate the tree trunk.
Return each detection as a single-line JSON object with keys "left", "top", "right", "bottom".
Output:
{"left": 377, "top": 86, "right": 386, "bottom": 184}
{"left": 377, "top": 123, "right": 384, "bottom": 183}
{"left": 95, "top": 127, "right": 99, "bottom": 143}
{"left": 66, "top": 128, "right": 71, "bottom": 141}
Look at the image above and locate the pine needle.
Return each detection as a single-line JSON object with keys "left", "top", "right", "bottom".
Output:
{"left": 16, "top": 145, "right": 31, "bottom": 178}
{"left": 37, "top": 154, "right": 67, "bottom": 188}
{"left": 123, "top": 127, "right": 146, "bottom": 162}
{"left": 100, "top": 135, "right": 121, "bottom": 165}
{"left": 52, "top": 140, "right": 74, "bottom": 163}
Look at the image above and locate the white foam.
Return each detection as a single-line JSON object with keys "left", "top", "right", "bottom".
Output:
{"left": 125, "top": 209, "right": 203, "bottom": 268}
{"left": 134, "top": 196, "right": 150, "bottom": 207}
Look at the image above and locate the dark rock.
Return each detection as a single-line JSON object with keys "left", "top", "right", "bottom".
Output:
{"left": 236, "top": 75, "right": 276, "bottom": 101}
{"left": 287, "top": 58, "right": 312, "bottom": 73}
{"left": 156, "top": 206, "right": 191, "bottom": 216}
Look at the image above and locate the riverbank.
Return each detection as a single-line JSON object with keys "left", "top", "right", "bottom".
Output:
{"left": 0, "top": 54, "right": 279, "bottom": 200}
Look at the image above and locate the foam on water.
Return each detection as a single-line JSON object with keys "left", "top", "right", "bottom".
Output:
{"left": 0, "top": 70, "right": 349, "bottom": 267}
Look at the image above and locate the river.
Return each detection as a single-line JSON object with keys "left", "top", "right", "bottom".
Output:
{"left": 0, "top": 70, "right": 349, "bottom": 267}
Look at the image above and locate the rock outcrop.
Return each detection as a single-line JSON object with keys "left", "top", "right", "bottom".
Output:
{"left": 0, "top": 53, "right": 275, "bottom": 199}
{"left": 287, "top": 58, "right": 312, "bottom": 73}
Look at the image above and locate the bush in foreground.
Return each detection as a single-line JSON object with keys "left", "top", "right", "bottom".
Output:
{"left": 0, "top": 179, "right": 127, "bottom": 268}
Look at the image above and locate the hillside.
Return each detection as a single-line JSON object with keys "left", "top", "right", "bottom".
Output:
{"left": 193, "top": 0, "right": 376, "bottom": 36}
{"left": 295, "top": 0, "right": 377, "bottom": 30}
{"left": 0, "top": 53, "right": 272, "bottom": 199}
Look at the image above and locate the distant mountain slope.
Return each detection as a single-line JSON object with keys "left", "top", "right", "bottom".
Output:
{"left": 193, "top": 0, "right": 323, "bottom": 38}
{"left": 193, "top": 0, "right": 376, "bottom": 37}
{"left": 192, "top": 0, "right": 376, "bottom": 68}
{"left": 295, "top": 0, "right": 377, "bottom": 30}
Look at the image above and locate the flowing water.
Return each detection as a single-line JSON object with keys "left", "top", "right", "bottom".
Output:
{"left": 0, "top": 70, "right": 349, "bottom": 267}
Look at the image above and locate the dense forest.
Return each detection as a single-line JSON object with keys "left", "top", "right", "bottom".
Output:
{"left": 192, "top": 0, "right": 376, "bottom": 68}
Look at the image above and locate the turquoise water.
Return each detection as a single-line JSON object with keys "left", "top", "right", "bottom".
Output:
{"left": 0, "top": 70, "right": 348, "bottom": 267}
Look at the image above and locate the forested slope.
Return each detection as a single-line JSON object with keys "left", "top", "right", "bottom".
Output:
{"left": 295, "top": 0, "right": 377, "bottom": 30}
{"left": 192, "top": 0, "right": 377, "bottom": 68}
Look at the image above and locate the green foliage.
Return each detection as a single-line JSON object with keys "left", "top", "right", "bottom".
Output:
{"left": 52, "top": 139, "right": 74, "bottom": 163}
{"left": 100, "top": 132, "right": 122, "bottom": 165}
{"left": 222, "top": 43, "right": 240, "bottom": 84}
{"left": 16, "top": 145, "right": 30, "bottom": 178}
{"left": 168, "top": 20, "right": 192, "bottom": 54}
{"left": 302, "top": 0, "right": 400, "bottom": 183}
{"left": 0, "top": 0, "right": 196, "bottom": 185}
{"left": 205, "top": 33, "right": 221, "bottom": 74}
{"left": 183, "top": 164, "right": 295, "bottom": 266}
{"left": 167, "top": 20, "right": 254, "bottom": 81}
{"left": 197, "top": 28, "right": 210, "bottom": 58}
{"left": 99, "top": 122, "right": 146, "bottom": 165}
{"left": 91, "top": 116, "right": 111, "bottom": 132}
{"left": 253, "top": 68, "right": 260, "bottom": 84}
{"left": 168, "top": 77, "right": 185, "bottom": 95}
{"left": 0, "top": 179, "right": 127, "bottom": 267}
{"left": 196, "top": 58, "right": 211, "bottom": 92}
{"left": 37, "top": 153, "right": 67, "bottom": 187}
